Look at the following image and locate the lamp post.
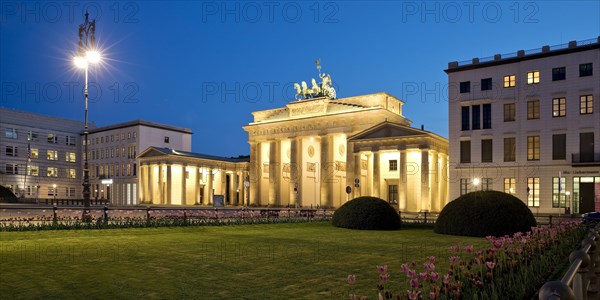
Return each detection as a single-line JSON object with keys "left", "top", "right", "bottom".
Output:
{"left": 472, "top": 178, "right": 480, "bottom": 191}
{"left": 52, "top": 183, "right": 57, "bottom": 204}
{"left": 566, "top": 191, "right": 571, "bottom": 215}
{"left": 74, "top": 11, "right": 101, "bottom": 220}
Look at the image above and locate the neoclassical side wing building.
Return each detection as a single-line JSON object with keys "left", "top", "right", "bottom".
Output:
{"left": 243, "top": 92, "right": 449, "bottom": 212}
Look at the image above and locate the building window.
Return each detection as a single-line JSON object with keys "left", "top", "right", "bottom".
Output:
{"left": 47, "top": 134, "right": 58, "bottom": 144}
{"left": 164, "top": 136, "right": 170, "bottom": 143}
{"left": 503, "top": 75, "right": 516, "bottom": 87}
{"left": 389, "top": 160, "right": 398, "bottom": 171}
{"left": 460, "top": 81, "right": 470, "bottom": 93}
{"left": 388, "top": 185, "right": 398, "bottom": 204}
{"left": 503, "top": 103, "right": 515, "bottom": 122}
{"left": 527, "top": 71, "right": 540, "bottom": 84}
{"left": 30, "top": 148, "right": 39, "bottom": 159}
{"left": 66, "top": 152, "right": 77, "bottom": 163}
{"left": 552, "top": 134, "right": 566, "bottom": 160}
{"left": 110, "top": 135, "right": 114, "bottom": 142}
{"left": 5, "top": 128, "right": 17, "bottom": 139}
{"left": 27, "top": 131, "right": 39, "bottom": 141}
{"left": 481, "top": 139, "right": 493, "bottom": 163}
{"left": 552, "top": 177, "right": 566, "bottom": 208}
{"left": 504, "top": 137, "right": 516, "bottom": 162}
{"left": 527, "top": 177, "right": 540, "bottom": 207}
{"left": 47, "top": 150, "right": 58, "bottom": 161}
{"left": 5, "top": 146, "right": 18, "bottom": 156}
{"left": 101, "top": 136, "right": 104, "bottom": 143}
{"left": 48, "top": 186, "right": 57, "bottom": 197}
{"left": 527, "top": 135, "right": 540, "bottom": 161}
{"left": 504, "top": 178, "right": 516, "bottom": 194}
{"left": 481, "top": 178, "right": 493, "bottom": 191}
{"left": 579, "top": 63, "right": 593, "bottom": 77}
{"left": 552, "top": 67, "right": 566, "bottom": 81}
{"left": 133, "top": 132, "right": 137, "bottom": 139}
{"left": 47, "top": 167, "right": 58, "bottom": 177}
{"left": 482, "top": 104, "right": 491, "bottom": 129}
{"left": 460, "top": 140, "right": 471, "bottom": 163}
{"left": 527, "top": 100, "right": 540, "bottom": 119}
{"left": 121, "top": 133, "right": 125, "bottom": 140}
{"left": 66, "top": 136, "right": 76, "bottom": 146}
{"left": 459, "top": 178, "right": 471, "bottom": 195}
{"left": 65, "top": 187, "right": 76, "bottom": 197}
{"left": 128, "top": 132, "right": 131, "bottom": 139}
{"left": 472, "top": 105, "right": 480, "bottom": 130}
{"left": 461, "top": 106, "right": 470, "bottom": 131}
{"left": 5, "top": 164, "right": 18, "bottom": 175}
{"left": 481, "top": 78, "right": 492, "bottom": 91}
{"left": 27, "top": 165, "right": 39, "bottom": 176}
{"left": 580, "top": 95, "right": 593, "bottom": 114}
{"left": 552, "top": 97, "right": 566, "bottom": 117}
{"left": 67, "top": 168, "right": 76, "bottom": 179}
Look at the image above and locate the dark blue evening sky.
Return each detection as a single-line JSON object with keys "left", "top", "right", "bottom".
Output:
{"left": 1, "top": 1, "right": 599, "bottom": 156}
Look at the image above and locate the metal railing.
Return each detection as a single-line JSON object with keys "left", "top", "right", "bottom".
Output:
{"left": 572, "top": 153, "right": 600, "bottom": 165}
{"left": 539, "top": 223, "right": 600, "bottom": 299}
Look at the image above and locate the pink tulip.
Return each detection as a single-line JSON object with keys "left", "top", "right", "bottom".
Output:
{"left": 410, "top": 278, "right": 419, "bottom": 288}
{"left": 430, "top": 272, "right": 440, "bottom": 282}
{"left": 486, "top": 261, "right": 496, "bottom": 270}
{"left": 377, "top": 265, "right": 388, "bottom": 274}
{"left": 347, "top": 274, "right": 356, "bottom": 285}
{"left": 379, "top": 273, "right": 390, "bottom": 282}
{"left": 443, "top": 273, "right": 451, "bottom": 284}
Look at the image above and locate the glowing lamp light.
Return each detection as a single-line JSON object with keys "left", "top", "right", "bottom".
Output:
{"left": 73, "top": 56, "right": 88, "bottom": 69}
{"left": 472, "top": 178, "right": 480, "bottom": 186}
{"left": 509, "top": 187, "right": 515, "bottom": 194}
{"left": 86, "top": 50, "right": 101, "bottom": 64}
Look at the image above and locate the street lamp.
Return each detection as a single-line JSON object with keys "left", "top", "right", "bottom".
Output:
{"left": 74, "top": 11, "right": 101, "bottom": 220}
{"left": 472, "top": 178, "right": 480, "bottom": 191}
{"left": 52, "top": 184, "right": 57, "bottom": 204}
{"left": 566, "top": 191, "right": 572, "bottom": 215}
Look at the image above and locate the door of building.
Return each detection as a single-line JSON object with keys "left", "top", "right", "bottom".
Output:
{"left": 579, "top": 183, "right": 595, "bottom": 214}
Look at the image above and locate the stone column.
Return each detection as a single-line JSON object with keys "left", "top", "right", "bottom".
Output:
{"left": 431, "top": 151, "right": 439, "bottom": 212}
{"left": 181, "top": 164, "right": 187, "bottom": 205}
{"left": 229, "top": 171, "right": 236, "bottom": 206}
{"left": 158, "top": 163, "right": 164, "bottom": 204}
{"left": 289, "top": 138, "right": 298, "bottom": 207}
{"left": 166, "top": 164, "right": 172, "bottom": 205}
{"left": 399, "top": 150, "right": 407, "bottom": 211}
{"left": 195, "top": 166, "right": 201, "bottom": 205}
{"left": 353, "top": 152, "right": 361, "bottom": 198}
{"left": 268, "top": 141, "right": 280, "bottom": 206}
{"left": 440, "top": 153, "right": 448, "bottom": 207}
{"left": 148, "top": 164, "right": 154, "bottom": 204}
{"left": 249, "top": 142, "right": 259, "bottom": 206}
{"left": 320, "top": 135, "right": 333, "bottom": 208}
{"left": 421, "top": 150, "right": 430, "bottom": 212}
{"left": 206, "top": 168, "right": 213, "bottom": 205}
{"left": 373, "top": 151, "right": 380, "bottom": 198}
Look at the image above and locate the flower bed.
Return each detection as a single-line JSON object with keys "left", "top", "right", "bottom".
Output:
{"left": 346, "top": 221, "right": 586, "bottom": 299}
{"left": 0, "top": 208, "right": 332, "bottom": 231}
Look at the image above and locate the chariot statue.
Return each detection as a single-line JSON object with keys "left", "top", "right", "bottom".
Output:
{"left": 293, "top": 59, "right": 337, "bottom": 100}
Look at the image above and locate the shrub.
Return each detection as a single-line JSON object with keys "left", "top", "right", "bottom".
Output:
{"left": 434, "top": 190, "right": 536, "bottom": 237}
{"left": 0, "top": 185, "right": 17, "bottom": 201}
{"left": 332, "top": 196, "right": 401, "bottom": 230}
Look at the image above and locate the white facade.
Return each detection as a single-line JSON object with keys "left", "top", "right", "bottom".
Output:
{"left": 446, "top": 37, "right": 600, "bottom": 214}
{"left": 87, "top": 120, "right": 192, "bottom": 206}
{"left": 0, "top": 108, "right": 86, "bottom": 201}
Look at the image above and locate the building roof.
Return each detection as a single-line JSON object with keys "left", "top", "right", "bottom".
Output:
{"left": 445, "top": 37, "right": 600, "bottom": 73}
{"left": 138, "top": 147, "right": 249, "bottom": 163}
{"left": 0, "top": 107, "right": 89, "bottom": 133}
{"left": 88, "top": 120, "right": 192, "bottom": 134}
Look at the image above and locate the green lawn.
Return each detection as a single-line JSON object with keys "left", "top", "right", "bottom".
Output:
{"left": 0, "top": 222, "right": 487, "bottom": 299}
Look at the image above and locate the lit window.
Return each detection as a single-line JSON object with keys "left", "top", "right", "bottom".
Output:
{"left": 527, "top": 135, "right": 540, "bottom": 161}
{"left": 27, "top": 165, "right": 39, "bottom": 176}
{"left": 504, "top": 178, "right": 516, "bottom": 194}
{"left": 580, "top": 95, "right": 593, "bottom": 114}
{"left": 47, "top": 150, "right": 58, "bottom": 161}
{"left": 47, "top": 167, "right": 58, "bottom": 177}
{"left": 527, "top": 177, "right": 540, "bottom": 207}
{"left": 67, "top": 168, "right": 76, "bottom": 179}
{"left": 527, "top": 71, "right": 540, "bottom": 84}
{"left": 66, "top": 152, "right": 77, "bottom": 162}
{"left": 552, "top": 177, "right": 566, "bottom": 208}
{"left": 30, "top": 148, "right": 39, "bottom": 159}
{"left": 503, "top": 75, "right": 515, "bottom": 87}
{"left": 552, "top": 97, "right": 566, "bottom": 117}
{"left": 459, "top": 178, "right": 471, "bottom": 195}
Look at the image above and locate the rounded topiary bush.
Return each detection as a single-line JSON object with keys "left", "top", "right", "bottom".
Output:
{"left": 434, "top": 191, "right": 536, "bottom": 237}
{"left": 332, "top": 196, "right": 401, "bottom": 230}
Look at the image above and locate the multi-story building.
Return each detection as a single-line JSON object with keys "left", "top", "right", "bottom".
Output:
{"left": 446, "top": 37, "right": 600, "bottom": 214}
{"left": 0, "top": 108, "right": 86, "bottom": 200}
{"left": 87, "top": 120, "right": 192, "bottom": 206}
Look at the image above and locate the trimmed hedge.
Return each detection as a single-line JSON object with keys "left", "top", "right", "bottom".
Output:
{"left": 332, "top": 196, "right": 401, "bottom": 230}
{"left": 434, "top": 190, "right": 536, "bottom": 237}
{"left": 0, "top": 185, "right": 17, "bottom": 199}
